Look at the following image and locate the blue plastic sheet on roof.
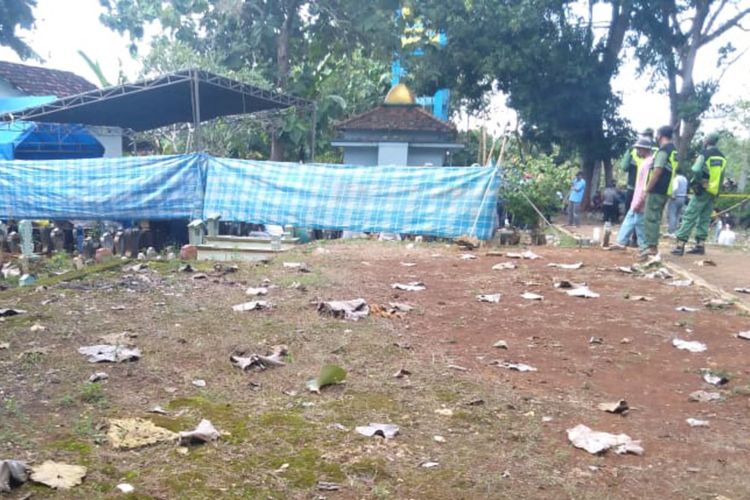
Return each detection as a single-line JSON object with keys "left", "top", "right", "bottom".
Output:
{"left": 0, "top": 121, "right": 104, "bottom": 160}
{"left": 0, "top": 153, "right": 500, "bottom": 239}
{"left": 0, "top": 121, "right": 34, "bottom": 160}
{"left": 0, "top": 96, "right": 57, "bottom": 114}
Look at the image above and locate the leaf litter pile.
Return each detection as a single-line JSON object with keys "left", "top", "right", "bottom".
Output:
{"left": 1, "top": 242, "right": 750, "bottom": 498}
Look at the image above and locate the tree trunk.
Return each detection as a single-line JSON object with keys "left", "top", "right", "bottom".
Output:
{"left": 678, "top": 116, "right": 699, "bottom": 174}
{"left": 604, "top": 158, "right": 613, "bottom": 187}
{"left": 581, "top": 154, "right": 597, "bottom": 210}
{"left": 740, "top": 147, "right": 749, "bottom": 192}
{"left": 271, "top": 5, "right": 292, "bottom": 162}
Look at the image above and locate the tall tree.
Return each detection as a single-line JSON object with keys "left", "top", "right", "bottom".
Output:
{"left": 100, "top": 0, "right": 398, "bottom": 160}
{"left": 0, "top": 0, "right": 36, "bottom": 59}
{"left": 631, "top": 0, "right": 750, "bottom": 168}
{"left": 411, "top": 0, "right": 634, "bottom": 206}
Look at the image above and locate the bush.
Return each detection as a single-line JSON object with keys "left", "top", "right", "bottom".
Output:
{"left": 499, "top": 153, "right": 576, "bottom": 228}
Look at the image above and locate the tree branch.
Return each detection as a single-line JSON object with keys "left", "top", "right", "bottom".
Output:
{"left": 703, "top": 6, "right": 750, "bottom": 46}
{"left": 704, "top": 0, "right": 729, "bottom": 35}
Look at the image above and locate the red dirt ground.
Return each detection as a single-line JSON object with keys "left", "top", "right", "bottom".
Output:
{"left": 339, "top": 243, "right": 750, "bottom": 498}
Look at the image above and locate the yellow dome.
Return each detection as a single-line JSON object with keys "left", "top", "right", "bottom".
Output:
{"left": 384, "top": 83, "right": 416, "bottom": 105}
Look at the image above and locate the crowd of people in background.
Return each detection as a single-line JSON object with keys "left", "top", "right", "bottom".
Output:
{"left": 563, "top": 125, "right": 731, "bottom": 261}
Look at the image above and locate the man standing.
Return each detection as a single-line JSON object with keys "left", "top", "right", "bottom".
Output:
{"left": 619, "top": 128, "right": 654, "bottom": 210}
{"left": 616, "top": 137, "right": 654, "bottom": 249}
{"left": 643, "top": 125, "right": 679, "bottom": 259}
{"left": 602, "top": 181, "right": 618, "bottom": 223}
{"left": 667, "top": 172, "right": 688, "bottom": 235}
{"left": 671, "top": 132, "right": 727, "bottom": 256}
{"left": 567, "top": 171, "right": 586, "bottom": 227}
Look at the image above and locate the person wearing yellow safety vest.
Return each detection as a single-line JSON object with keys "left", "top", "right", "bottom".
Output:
{"left": 671, "top": 132, "right": 727, "bottom": 256}
{"left": 642, "top": 125, "right": 679, "bottom": 259}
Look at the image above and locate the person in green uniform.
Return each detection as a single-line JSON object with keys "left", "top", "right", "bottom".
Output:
{"left": 671, "top": 132, "right": 727, "bottom": 256}
{"left": 642, "top": 125, "right": 679, "bottom": 259}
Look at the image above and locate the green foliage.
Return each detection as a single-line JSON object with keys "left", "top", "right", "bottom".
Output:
{"left": 500, "top": 152, "right": 576, "bottom": 228}
{"left": 410, "top": 0, "right": 633, "bottom": 167}
{"left": 101, "top": 0, "right": 398, "bottom": 160}
{"left": 0, "top": 0, "right": 36, "bottom": 59}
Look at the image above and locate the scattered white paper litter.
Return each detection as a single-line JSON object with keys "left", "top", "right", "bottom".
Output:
{"left": 178, "top": 419, "right": 220, "bottom": 444}
{"left": 668, "top": 279, "right": 693, "bottom": 287}
{"left": 736, "top": 331, "right": 750, "bottom": 340}
{"left": 567, "top": 424, "right": 643, "bottom": 455}
{"left": 116, "top": 483, "right": 135, "bottom": 493}
{"left": 492, "top": 262, "right": 517, "bottom": 270}
{"left": 355, "top": 423, "right": 399, "bottom": 439}
{"left": 686, "top": 418, "right": 710, "bottom": 428}
{"left": 521, "top": 292, "right": 544, "bottom": 301}
{"left": 494, "top": 361, "right": 537, "bottom": 372}
{"left": 477, "top": 294, "right": 502, "bottom": 303}
{"left": 459, "top": 253, "right": 477, "bottom": 260}
{"left": 392, "top": 282, "right": 426, "bottom": 292}
{"left": 566, "top": 287, "right": 600, "bottom": 298}
{"left": 245, "top": 287, "right": 268, "bottom": 296}
{"left": 232, "top": 301, "right": 269, "bottom": 312}
{"left": 547, "top": 262, "right": 583, "bottom": 270}
{"left": 78, "top": 345, "right": 141, "bottom": 363}
{"left": 672, "top": 338, "right": 707, "bottom": 353}
{"left": 676, "top": 306, "right": 699, "bottom": 312}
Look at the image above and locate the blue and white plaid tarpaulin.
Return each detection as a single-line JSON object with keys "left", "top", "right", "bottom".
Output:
{"left": 0, "top": 153, "right": 500, "bottom": 239}
{"left": 203, "top": 157, "right": 500, "bottom": 240}
{"left": 0, "top": 154, "right": 204, "bottom": 220}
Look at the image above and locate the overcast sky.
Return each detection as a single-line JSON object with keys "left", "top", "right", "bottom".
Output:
{"left": 0, "top": 0, "right": 747, "bottom": 137}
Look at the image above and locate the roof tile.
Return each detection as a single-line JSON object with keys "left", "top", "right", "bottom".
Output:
{"left": 0, "top": 61, "right": 96, "bottom": 97}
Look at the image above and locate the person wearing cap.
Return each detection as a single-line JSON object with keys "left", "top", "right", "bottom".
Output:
{"left": 619, "top": 128, "right": 655, "bottom": 212}
{"left": 671, "top": 132, "right": 727, "bottom": 256}
{"left": 616, "top": 137, "right": 654, "bottom": 249}
{"left": 643, "top": 125, "right": 679, "bottom": 258}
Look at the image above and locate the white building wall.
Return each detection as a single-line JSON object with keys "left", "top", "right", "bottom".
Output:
{"left": 343, "top": 147, "right": 378, "bottom": 166}
{"left": 87, "top": 126, "right": 123, "bottom": 158}
{"left": 407, "top": 148, "right": 445, "bottom": 167}
{"left": 377, "top": 142, "right": 409, "bottom": 166}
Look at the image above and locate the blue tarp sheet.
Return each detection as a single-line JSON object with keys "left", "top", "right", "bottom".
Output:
{"left": 203, "top": 157, "right": 500, "bottom": 240}
{"left": 0, "top": 153, "right": 500, "bottom": 239}
{"left": 0, "top": 121, "right": 35, "bottom": 160}
{"left": 0, "top": 154, "right": 204, "bottom": 220}
{"left": 0, "top": 121, "right": 104, "bottom": 160}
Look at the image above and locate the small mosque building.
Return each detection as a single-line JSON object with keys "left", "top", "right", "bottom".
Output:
{"left": 332, "top": 83, "right": 462, "bottom": 166}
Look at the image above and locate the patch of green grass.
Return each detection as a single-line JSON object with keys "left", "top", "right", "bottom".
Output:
{"left": 167, "top": 396, "right": 249, "bottom": 443}
{"left": 48, "top": 436, "right": 93, "bottom": 456}
{"left": 80, "top": 382, "right": 107, "bottom": 405}
{"left": 275, "top": 270, "right": 326, "bottom": 288}
{"left": 347, "top": 457, "right": 391, "bottom": 481}
{"left": 263, "top": 447, "right": 345, "bottom": 488}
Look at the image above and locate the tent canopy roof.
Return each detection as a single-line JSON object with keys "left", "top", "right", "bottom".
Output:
{"left": 0, "top": 69, "right": 311, "bottom": 132}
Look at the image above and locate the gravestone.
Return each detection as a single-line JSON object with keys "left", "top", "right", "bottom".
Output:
{"left": 39, "top": 226, "right": 52, "bottom": 254}
{"left": 18, "top": 220, "right": 33, "bottom": 257}
{"left": 50, "top": 227, "right": 65, "bottom": 253}
{"left": 7, "top": 232, "right": 20, "bottom": 253}
{"left": 82, "top": 237, "right": 96, "bottom": 260}
{"left": 114, "top": 230, "right": 125, "bottom": 256}
{"left": 206, "top": 214, "right": 221, "bottom": 237}
{"left": 187, "top": 220, "right": 205, "bottom": 246}
{"left": 123, "top": 228, "right": 141, "bottom": 258}
{"left": 75, "top": 225, "right": 85, "bottom": 254}
{"left": 100, "top": 231, "right": 115, "bottom": 254}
